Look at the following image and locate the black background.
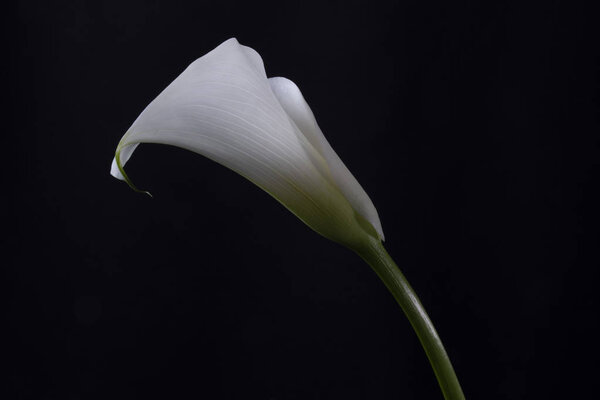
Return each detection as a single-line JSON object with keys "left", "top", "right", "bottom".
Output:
{"left": 5, "top": 0, "right": 599, "bottom": 399}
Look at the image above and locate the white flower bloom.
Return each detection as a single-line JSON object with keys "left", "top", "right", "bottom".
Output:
{"left": 111, "top": 38, "right": 383, "bottom": 247}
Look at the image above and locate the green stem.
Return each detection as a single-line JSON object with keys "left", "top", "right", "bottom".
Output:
{"left": 353, "top": 236, "right": 465, "bottom": 400}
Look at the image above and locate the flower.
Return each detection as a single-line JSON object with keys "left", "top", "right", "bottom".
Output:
{"left": 111, "top": 38, "right": 383, "bottom": 248}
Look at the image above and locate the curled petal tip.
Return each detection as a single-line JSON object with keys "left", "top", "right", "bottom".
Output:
{"left": 111, "top": 151, "right": 153, "bottom": 198}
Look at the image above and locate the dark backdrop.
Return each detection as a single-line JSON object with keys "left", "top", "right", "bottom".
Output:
{"left": 5, "top": 1, "right": 599, "bottom": 399}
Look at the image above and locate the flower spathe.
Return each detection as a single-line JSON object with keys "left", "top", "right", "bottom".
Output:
{"left": 111, "top": 38, "right": 383, "bottom": 248}
{"left": 110, "top": 43, "right": 466, "bottom": 398}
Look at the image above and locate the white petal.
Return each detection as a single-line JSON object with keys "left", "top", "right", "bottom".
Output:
{"left": 111, "top": 38, "right": 378, "bottom": 245}
{"left": 268, "top": 77, "right": 384, "bottom": 240}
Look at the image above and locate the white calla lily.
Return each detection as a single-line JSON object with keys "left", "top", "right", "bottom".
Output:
{"left": 111, "top": 38, "right": 383, "bottom": 247}
{"left": 110, "top": 38, "right": 466, "bottom": 399}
